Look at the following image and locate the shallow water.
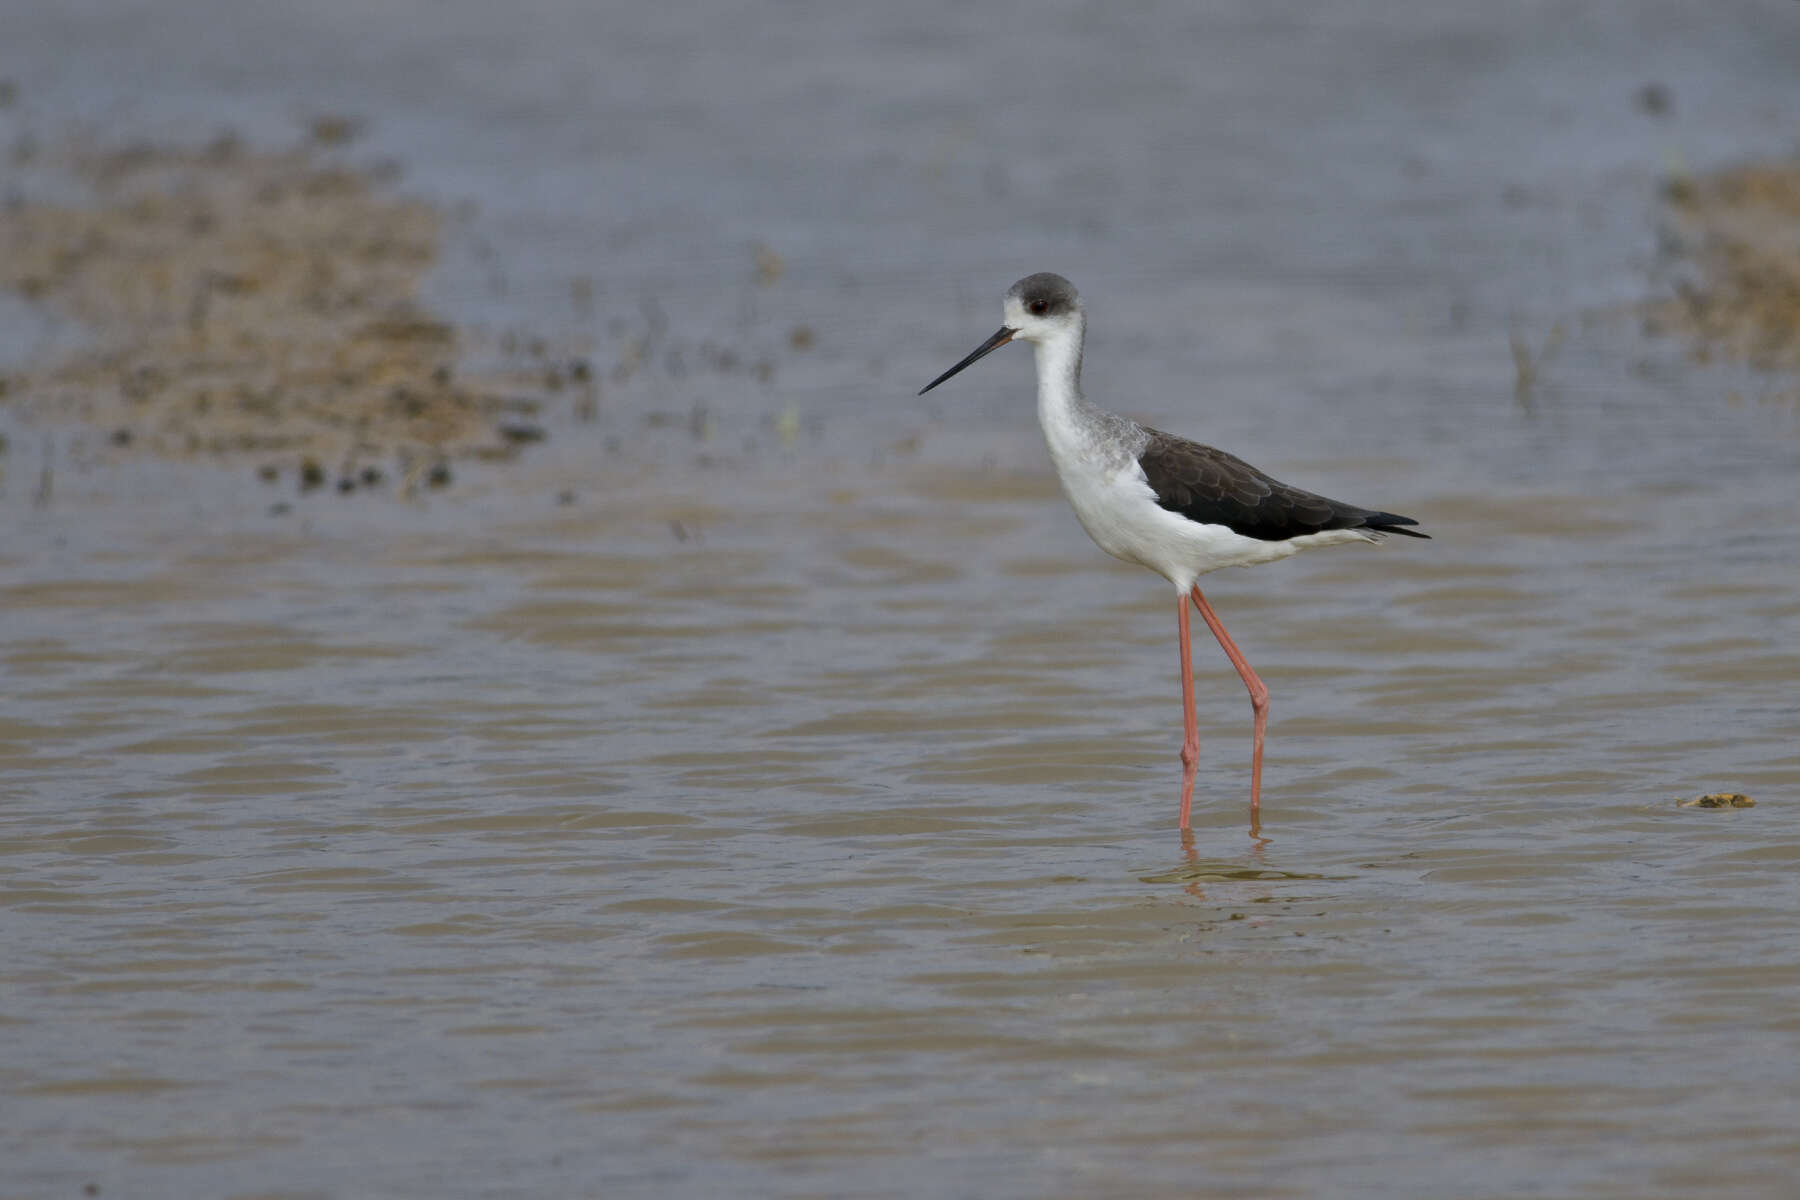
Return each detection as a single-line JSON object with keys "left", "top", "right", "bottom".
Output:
{"left": 4, "top": 2, "right": 1800, "bottom": 1198}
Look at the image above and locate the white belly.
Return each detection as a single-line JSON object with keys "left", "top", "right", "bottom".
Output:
{"left": 1051, "top": 450, "right": 1371, "bottom": 592}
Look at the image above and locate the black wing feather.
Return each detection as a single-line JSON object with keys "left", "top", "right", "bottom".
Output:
{"left": 1138, "top": 430, "right": 1429, "bottom": 542}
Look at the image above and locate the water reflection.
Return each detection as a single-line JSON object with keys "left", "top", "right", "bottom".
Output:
{"left": 1138, "top": 824, "right": 1304, "bottom": 899}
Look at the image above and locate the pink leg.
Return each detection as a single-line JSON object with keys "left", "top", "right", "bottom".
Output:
{"left": 1190, "top": 584, "right": 1270, "bottom": 812}
{"left": 1176, "top": 593, "right": 1199, "bottom": 829}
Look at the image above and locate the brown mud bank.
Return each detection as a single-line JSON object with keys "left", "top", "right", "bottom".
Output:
{"left": 3, "top": 129, "right": 1793, "bottom": 500}
{"left": 1649, "top": 160, "right": 1800, "bottom": 382}
{"left": 0, "top": 127, "right": 591, "bottom": 494}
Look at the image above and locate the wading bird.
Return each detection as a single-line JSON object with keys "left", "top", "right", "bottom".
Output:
{"left": 920, "top": 273, "right": 1427, "bottom": 828}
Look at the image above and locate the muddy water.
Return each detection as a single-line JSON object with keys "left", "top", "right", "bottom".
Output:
{"left": 6, "top": 434, "right": 1798, "bottom": 1198}
{"left": 5, "top": 2, "right": 1800, "bottom": 1198}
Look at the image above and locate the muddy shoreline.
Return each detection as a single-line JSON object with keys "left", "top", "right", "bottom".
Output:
{"left": 1, "top": 126, "right": 593, "bottom": 495}
{"left": 4, "top": 126, "right": 1795, "bottom": 507}
{"left": 1648, "top": 160, "right": 1800, "bottom": 380}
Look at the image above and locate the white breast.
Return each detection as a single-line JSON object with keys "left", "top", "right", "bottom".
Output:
{"left": 1045, "top": 430, "right": 1374, "bottom": 592}
{"left": 1028, "top": 327, "right": 1372, "bottom": 593}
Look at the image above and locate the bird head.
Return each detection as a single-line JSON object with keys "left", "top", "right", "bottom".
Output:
{"left": 919, "top": 273, "right": 1083, "bottom": 395}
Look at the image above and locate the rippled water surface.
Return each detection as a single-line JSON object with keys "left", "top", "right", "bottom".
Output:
{"left": 4, "top": 2, "right": 1800, "bottom": 1197}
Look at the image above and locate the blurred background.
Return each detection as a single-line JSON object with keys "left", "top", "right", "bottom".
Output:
{"left": 3, "top": 2, "right": 1798, "bottom": 1198}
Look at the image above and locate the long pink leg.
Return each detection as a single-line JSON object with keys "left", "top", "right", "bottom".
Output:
{"left": 1190, "top": 584, "right": 1270, "bottom": 812}
{"left": 1176, "top": 593, "right": 1200, "bottom": 829}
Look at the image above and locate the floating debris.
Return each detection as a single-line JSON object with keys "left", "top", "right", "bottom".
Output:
{"left": 1509, "top": 320, "right": 1565, "bottom": 408}
{"left": 1636, "top": 82, "right": 1673, "bottom": 118}
{"left": 497, "top": 422, "right": 547, "bottom": 445}
{"left": 1676, "top": 792, "right": 1756, "bottom": 809}
{"left": 307, "top": 115, "right": 366, "bottom": 147}
{"left": 753, "top": 243, "right": 784, "bottom": 286}
{"left": 775, "top": 401, "right": 800, "bottom": 447}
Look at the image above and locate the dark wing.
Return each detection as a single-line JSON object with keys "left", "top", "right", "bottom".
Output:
{"left": 1137, "top": 430, "right": 1429, "bottom": 542}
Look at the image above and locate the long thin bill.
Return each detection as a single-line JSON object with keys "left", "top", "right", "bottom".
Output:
{"left": 918, "top": 327, "right": 1015, "bottom": 395}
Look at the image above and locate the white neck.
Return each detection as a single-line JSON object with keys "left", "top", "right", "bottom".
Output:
{"left": 1032, "top": 318, "right": 1088, "bottom": 432}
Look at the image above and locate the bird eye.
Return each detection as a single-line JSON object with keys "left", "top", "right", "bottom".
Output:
{"left": 1028, "top": 299, "right": 1049, "bottom": 316}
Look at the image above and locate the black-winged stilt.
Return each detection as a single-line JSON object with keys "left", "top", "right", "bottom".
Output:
{"left": 920, "top": 273, "right": 1428, "bottom": 828}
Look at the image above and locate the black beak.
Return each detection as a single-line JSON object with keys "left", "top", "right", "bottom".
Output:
{"left": 918, "top": 327, "right": 1016, "bottom": 395}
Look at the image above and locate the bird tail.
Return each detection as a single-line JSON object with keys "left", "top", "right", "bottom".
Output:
{"left": 1364, "top": 512, "right": 1430, "bottom": 539}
